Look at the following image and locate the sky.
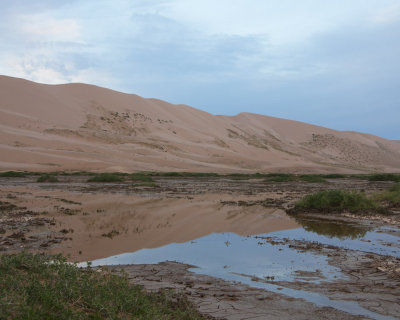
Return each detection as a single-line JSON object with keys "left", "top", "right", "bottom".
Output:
{"left": 0, "top": 0, "right": 399, "bottom": 139}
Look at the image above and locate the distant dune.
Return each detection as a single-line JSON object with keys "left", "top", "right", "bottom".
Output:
{"left": 1, "top": 75, "right": 399, "bottom": 173}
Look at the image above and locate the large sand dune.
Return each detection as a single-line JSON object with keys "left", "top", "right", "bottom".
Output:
{"left": 1, "top": 75, "right": 399, "bottom": 173}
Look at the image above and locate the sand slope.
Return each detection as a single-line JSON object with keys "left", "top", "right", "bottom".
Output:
{"left": 1, "top": 75, "right": 399, "bottom": 173}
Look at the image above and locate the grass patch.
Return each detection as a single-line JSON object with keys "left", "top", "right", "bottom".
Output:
{"left": 130, "top": 173, "right": 154, "bottom": 182}
{"left": 374, "top": 183, "right": 400, "bottom": 206}
{"left": 321, "top": 174, "right": 347, "bottom": 179}
{"left": 264, "top": 173, "right": 296, "bottom": 182}
{"left": 290, "top": 189, "right": 379, "bottom": 213}
{"left": 87, "top": 173, "right": 125, "bottom": 182}
{"left": 263, "top": 174, "right": 326, "bottom": 183}
{"left": 367, "top": 173, "right": 400, "bottom": 182}
{"left": 0, "top": 171, "right": 26, "bottom": 177}
{"left": 299, "top": 175, "right": 327, "bottom": 183}
{"left": 151, "top": 172, "right": 220, "bottom": 177}
{"left": 0, "top": 253, "right": 205, "bottom": 320}
{"left": 37, "top": 174, "right": 58, "bottom": 183}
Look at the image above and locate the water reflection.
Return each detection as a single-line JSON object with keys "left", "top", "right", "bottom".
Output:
{"left": 87, "top": 226, "right": 399, "bottom": 320}
{"left": 294, "top": 217, "right": 371, "bottom": 239}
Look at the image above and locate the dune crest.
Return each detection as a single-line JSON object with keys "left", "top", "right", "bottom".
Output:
{"left": 1, "top": 75, "right": 399, "bottom": 173}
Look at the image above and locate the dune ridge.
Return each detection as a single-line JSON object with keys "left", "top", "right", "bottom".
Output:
{"left": 1, "top": 75, "right": 399, "bottom": 173}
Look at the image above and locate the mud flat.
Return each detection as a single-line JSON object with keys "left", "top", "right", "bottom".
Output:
{"left": 0, "top": 175, "right": 399, "bottom": 319}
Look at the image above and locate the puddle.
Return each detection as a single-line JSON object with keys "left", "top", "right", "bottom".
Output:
{"left": 87, "top": 225, "right": 399, "bottom": 320}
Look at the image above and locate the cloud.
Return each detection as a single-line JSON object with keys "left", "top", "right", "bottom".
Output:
{"left": 372, "top": 3, "right": 400, "bottom": 24}
{"left": 17, "top": 15, "right": 81, "bottom": 42}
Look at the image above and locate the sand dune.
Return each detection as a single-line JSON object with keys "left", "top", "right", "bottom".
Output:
{"left": 1, "top": 75, "right": 399, "bottom": 173}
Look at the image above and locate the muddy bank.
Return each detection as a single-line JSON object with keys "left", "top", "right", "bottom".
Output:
{"left": 109, "top": 262, "right": 363, "bottom": 320}
{"left": 254, "top": 234, "right": 400, "bottom": 319}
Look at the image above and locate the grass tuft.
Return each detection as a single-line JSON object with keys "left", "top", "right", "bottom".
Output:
{"left": 37, "top": 174, "right": 58, "bottom": 183}
{"left": 0, "top": 171, "right": 26, "bottom": 177}
{"left": 299, "top": 175, "right": 326, "bottom": 183}
{"left": 321, "top": 174, "right": 347, "bottom": 179}
{"left": 367, "top": 173, "right": 400, "bottom": 182}
{"left": 291, "top": 189, "right": 379, "bottom": 213}
{"left": 130, "top": 173, "right": 154, "bottom": 182}
{"left": 374, "top": 183, "right": 400, "bottom": 206}
{"left": 264, "top": 173, "right": 296, "bottom": 182}
{"left": 87, "top": 173, "right": 125, "bottom": 182}
{"left": 0, "top": 252, "right": 206, "bottom": 320}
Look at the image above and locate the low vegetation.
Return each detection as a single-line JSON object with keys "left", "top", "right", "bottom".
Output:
{"left": 130, "top": 173, "right": 154, "bottom": 182}
{"left": 264, "top": 173, "right": 326, "bottom": 183}
{"left": 264, "top": 173, "right": 297, "bottom": 182}
{"left": 2, "top": 170, "right": 400, "bottom": 185}
{"left": 374, "top": 183, "right": 400, "bottom": 206}
{"left": 0, "top": 252, "right": 206, "bottom": 320}
{"left": 298, "top": 174, "right": 326, "bottom": 183}
{"left": 320, "top": 173, "right": 347, "bottom": 179}
{"left": 367, "top": 173, "right": 400, "bottom": 182}
{"left": 0, "top": 171, "right": 26, "bottom": 177}
{"left": 87, "top": 172, "right": 125, "bottom": 182}
{"left": 149, "top": 172, "right": 219, "bottom": 178}
{"left": 37, "top": 173, "right": 58, "bottom": 183}
{"left": 290, "top": 189, "right": 379, "bottom": 213}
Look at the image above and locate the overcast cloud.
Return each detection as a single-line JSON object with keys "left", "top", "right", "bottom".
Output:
{"left": 0, "top": 0, "right": 399, "bottom": 139}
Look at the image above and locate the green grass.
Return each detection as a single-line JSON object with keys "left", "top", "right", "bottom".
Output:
{"left": 298, "top": 175, "right": 327, "bottom": 183}
{"left": 36, "top": 174, "right": 58, "bottom": 183}
{"left": 367, "top": 173, "right": 400, "bottom": 182}
{"left": 0, "top": 253, "right": 205, "bottom": 320}
{"left": 264, "top": 173, "right": 297, "bottom": 182}
{"left": 263, "top": 174, "right": 326, "bottom": 183}
{"left": 87, "top": 173, "right": 125, "bottom": 182}
{"left": 0, "top": 171, "right": 26, "bottom": 177}
{"left": 150, "top": 172, "right": 220, "bottom": 177}
{"left": 374, "top": 183, "right": 400, "bottom": 206}
{"left": 130, "top": 173, "right": 154, "bottom": 182}
{"left": 291, "top": 189, "right": 379, "bottom": 213}
{"left": 321, "top": 174, "right": 347, "bottom": 179}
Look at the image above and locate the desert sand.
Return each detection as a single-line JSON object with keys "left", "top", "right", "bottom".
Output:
{"left": 1, "top": 75, "right": 400, "bottom": 173}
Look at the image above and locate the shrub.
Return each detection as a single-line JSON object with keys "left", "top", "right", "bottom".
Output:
{"left": 37, "top": 174, "right": 58, "bottom": 183}
{"left": 0, "top": 171, "right": 26, "bottom": 177}
{"left": 291, "top": 189, "right": 379, "bottom": 213}
{"left": 368, "top": 173, "right": 400, "bottom": 182}
{"left": 87, "top": 173, "right": 125, "bottom": 182}
{"left": 374, "top": 183, "right": 400, "bottom": 206}
{"left": 264, "top": 173, "right": 296, "bottom": 182}
{"left": 321, "top": 174, "right": 347, "bottom": 179}
{"left": 299, "top": 175, "right": 327, "bottom": 183}
{"left": 130, "top": 173, "right": 154, "bottom": 182}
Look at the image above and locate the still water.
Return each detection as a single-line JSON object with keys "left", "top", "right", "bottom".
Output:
{"left": 87, "top": 219, "right": 399, "bottom": 320}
